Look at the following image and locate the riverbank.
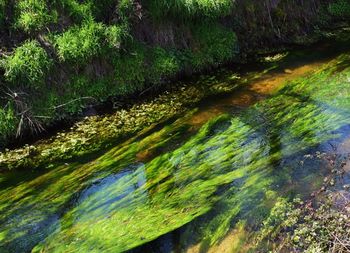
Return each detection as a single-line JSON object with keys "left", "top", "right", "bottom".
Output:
{"left": 1, "top": 42, "right": 349, "bottom": 253}
{"left": 2, "top": 37, "right": 349, "bottom": 172}
{"left": 1, "top": 0, "right": 350, "bottom": 149}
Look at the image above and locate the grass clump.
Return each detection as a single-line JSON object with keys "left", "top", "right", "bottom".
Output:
{"left": 54, "top": 21, "right": 126, "bottom": 62}
{"left": 54, "top": 0, "right": 94, "bottom": 23}
{"left": 3, "top": 40, "right": 52, "bottom": 89}
{"left": 15, "top": 0, "right": 58, "bottom": 32}
{"left": 147, "top": 0, "right": 233, "bottom": 19}
{"left": 54, "top": 21, "right": 105, "bottom": 62}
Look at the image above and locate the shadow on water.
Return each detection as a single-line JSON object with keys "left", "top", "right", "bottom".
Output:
{"left": 1, "top": 40, "right": 350, "bottom": 253}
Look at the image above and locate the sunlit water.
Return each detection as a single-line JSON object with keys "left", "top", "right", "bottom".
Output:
{"left": 1, "top": 42, "right": 350, "bottom": 253}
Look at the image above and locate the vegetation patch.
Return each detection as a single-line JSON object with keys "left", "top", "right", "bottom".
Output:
{"left": 2, "top": 40, "right": 52, "bottom": 89}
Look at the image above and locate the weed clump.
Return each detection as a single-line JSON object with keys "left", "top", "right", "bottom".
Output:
{"left": 3, "top": 40, "right": 52, "bottom": 89}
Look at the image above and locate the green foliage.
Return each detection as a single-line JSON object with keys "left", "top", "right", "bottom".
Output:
{"left": 189, "top": 23, "right": 238, "bottom": 70}
{"left": 113, "top": 44, "right": 180, "bottom": 94}
{"left": 113, "top": 43, "right": 146, "bottom": 94}
{"left": 3, "top": 40, "right": 52, "bottom": 89}
{"left": 118, "top": 0, "right": 134, "bottom": 21}
{"left": 54, "top": 21, "right": 126, "bottom": 62}
{"left": 15, "top": 0, "right": 58, "bottom": 32}
{"left": 54, "top": 21, "right": 105, "bottom": 62}
{"left": 0, "top": 0, "right": 6, "bottom": 28}
{"left": 53, "top": 0, "right": 94, "bottom": 23}
{"left": 328, "top": 0, "right": 350, "bottom": 18}
{"left": 146, "top": 0, "right": 233, "bottom": 19}
{"left": 147, "top": 47, "right": 180, "bottom": 83}
{"left": 0, "top": 106, "right": 17, "bottom": 147}
{"left": 104, "top": 25, "right": 127, "bottom": 49}
{"left": 256, "top": 198, "right": 301, "bottom": 245}
{"left": 51, "top": 0, "right": 118, "bottom": 24}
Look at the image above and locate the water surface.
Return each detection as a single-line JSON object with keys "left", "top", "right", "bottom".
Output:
{"left": 1, "top": 43, "right": 350, "bottom": 253}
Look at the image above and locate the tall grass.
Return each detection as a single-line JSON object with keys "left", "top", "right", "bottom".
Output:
{"left": 3, "top": 40, "right": 52, "bottom": 89}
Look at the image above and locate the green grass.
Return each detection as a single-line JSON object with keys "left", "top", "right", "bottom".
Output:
{"left": 146, "top": 0, "right": 234, "bottom": 19}
{"left": 3, "top": 40, "right": 52, "bottom": 89}
{"left": 53, "top": 21, "right": 105, "bottom": 62}
{"left": 189, "top": 23, "right": 238, "bottom": 70}
{"left": 53, "top": 21, "right": 127, "bottom": 62}
{"left": 0, "top": 106, "right": 17, "bottom": 147}
{"left": 15, "top": 0, "right": 58, "bottom": 32}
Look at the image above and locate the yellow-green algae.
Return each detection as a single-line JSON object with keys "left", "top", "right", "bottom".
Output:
{"left": 1, "top": 53, "right": 350, "bottom": 252}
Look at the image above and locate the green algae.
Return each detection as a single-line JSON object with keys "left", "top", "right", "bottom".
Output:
{"left": 1, "top": 52, "right": 350, "bottom": 252}
{"left": 0, "top": 68, "right": 244, "bottom": 171}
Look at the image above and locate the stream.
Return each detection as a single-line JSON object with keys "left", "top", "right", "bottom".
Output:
{"left": 1, "top": 40, "right": 350, "bottom": 253}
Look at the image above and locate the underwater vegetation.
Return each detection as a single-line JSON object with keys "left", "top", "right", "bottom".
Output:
{"left": 0, "top": 0, "right": 349, "bottom": 147}
{"left": 1, "top": 50, "right": 350, "bottom": 252}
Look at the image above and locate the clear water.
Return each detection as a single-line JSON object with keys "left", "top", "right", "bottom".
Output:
{"left": 1, "top": 43, "right": 350, "bottom": 253}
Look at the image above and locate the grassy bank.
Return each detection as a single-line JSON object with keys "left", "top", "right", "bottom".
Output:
{"left": 0, "top": 0, "right": 349, "bottom": 149}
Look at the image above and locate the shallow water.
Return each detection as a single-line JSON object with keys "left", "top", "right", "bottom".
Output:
{"left": 1, "top": 43, "right": 350, "bottom": 253}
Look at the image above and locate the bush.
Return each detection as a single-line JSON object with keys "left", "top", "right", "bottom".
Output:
{"left": 53, "top": 0, "right": 118, "bottom": 24}
{"left": 328, "top": 0, "right": 350, "bottom": 19}
{"left": 3, "top": 40, "right": 52, "bottom": 89}
{"left": 15, "top": 0, "right": 58, "bottom": 32}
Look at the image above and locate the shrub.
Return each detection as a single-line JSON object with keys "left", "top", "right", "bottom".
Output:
{"left": 118, "top": 0, "right": 133, "bottom": 21}
{"left": 15, "top": 0, "right": 58, "bottom": 32}
{"left": 53, "top": 0, "right": 118, "bottom": 24}
{"left": 3, "top": 40, "right": 52, "bottom": 89}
